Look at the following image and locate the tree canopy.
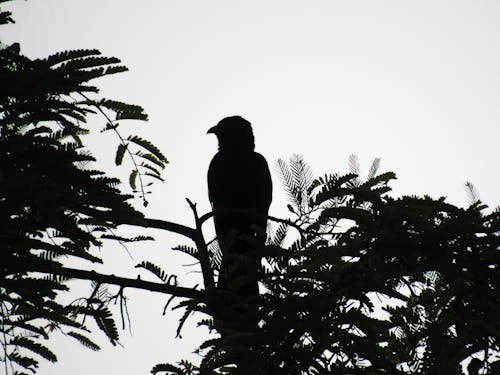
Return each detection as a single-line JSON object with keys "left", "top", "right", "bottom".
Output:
{"left": 1, "top": 2, "right": 500, "bottom": 375}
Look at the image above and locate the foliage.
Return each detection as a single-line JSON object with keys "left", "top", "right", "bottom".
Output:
{"left": 154, "top": 155, "right": 500, "bottom": 375}
{"left": 0, "top": 4, "right": 168, "bottom": 373}
{"left": 258, "top": 156, "right": 500, "bottom": 375}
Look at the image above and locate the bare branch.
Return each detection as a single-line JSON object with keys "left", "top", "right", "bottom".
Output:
{"left": 120, "top": 216, "right": 197, "bottom": 239}
{"left": 35, "top": 266, "right": 203, "bottom": 300}
{"left": 185, "top": 199, "right": 215, "bottom": 290}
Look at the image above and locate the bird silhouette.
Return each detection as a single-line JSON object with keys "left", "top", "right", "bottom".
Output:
{"left": 207, "top": 116, "right": 272, "bottom": 299}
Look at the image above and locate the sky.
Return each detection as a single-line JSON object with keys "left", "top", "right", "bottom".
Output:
{"left": 2, "top": 1, "right": 500, "bottom": 374}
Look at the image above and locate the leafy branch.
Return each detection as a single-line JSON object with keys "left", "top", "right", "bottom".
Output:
{"left": 80, "top": 93, "right": 168, "bottom": 206}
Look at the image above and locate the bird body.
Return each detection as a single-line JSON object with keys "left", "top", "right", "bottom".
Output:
{"left": 207, "top": 116, "right": 272, "bottom": 298}
{"left": 208, "top": 151, "right": 271, "bottom": 236}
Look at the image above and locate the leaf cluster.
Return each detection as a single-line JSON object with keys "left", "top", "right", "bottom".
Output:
{"left": 0, "top": 27, "right": 167, "bottom": 205}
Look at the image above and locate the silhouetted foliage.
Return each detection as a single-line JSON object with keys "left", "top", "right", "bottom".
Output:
{"left": 2, "top": 3, "right": 500, "bottom": 375}
{"left": 1, "top": 4, "right": 168, "bottom": 374}
{"left": 151, "top": 156, "right": 500, "bottom": 375}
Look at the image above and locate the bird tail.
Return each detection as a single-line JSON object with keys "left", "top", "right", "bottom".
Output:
{"left": 217, "top": 237, "right": 260, "bottom": 297}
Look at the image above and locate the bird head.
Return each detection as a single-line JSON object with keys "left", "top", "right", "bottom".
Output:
{"left": 207, "top": 116, "right": 255, "bottom": 152}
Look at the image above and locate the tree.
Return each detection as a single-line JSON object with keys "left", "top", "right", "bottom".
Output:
{"left": 2, "top": 3, "right": 500, "bottom": 375}
{"left": 152, "top": 155, "right": 499, "bottom": 375}
{"left": 0, "top": 4, "right": 176, "bottom": 373}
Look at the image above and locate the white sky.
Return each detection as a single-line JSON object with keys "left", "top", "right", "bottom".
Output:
{"left": 2, "top": 1, "right": 500, "bottom": 374}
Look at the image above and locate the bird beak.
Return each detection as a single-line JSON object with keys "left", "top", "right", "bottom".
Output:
{"left": 207, "top": 125, "right": 218, "bottom": 135}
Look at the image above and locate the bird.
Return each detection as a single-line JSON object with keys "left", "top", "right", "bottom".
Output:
{"left": 207, "top": 116, "right": 272, "bottom": 299}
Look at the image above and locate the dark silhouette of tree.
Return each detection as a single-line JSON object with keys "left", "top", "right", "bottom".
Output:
{"left": 0, "top": 5, "right": 174, "bottom": 373}
{"left": 155, "top": 156, "right": 500, "bottom": 375}
{"left": 2, "top": 3, "right": 500, "bottom": 375}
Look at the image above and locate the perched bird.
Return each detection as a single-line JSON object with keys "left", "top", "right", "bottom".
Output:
{"left": 207, "top": 116, "right": 272, "bottom": 298}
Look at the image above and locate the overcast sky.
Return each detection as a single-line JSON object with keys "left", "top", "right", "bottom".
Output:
{"left": 3, "top": 1, "right": 500, "bottom": 374}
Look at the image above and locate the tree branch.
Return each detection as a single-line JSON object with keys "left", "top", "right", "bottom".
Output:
{"left": 120, "top": 216, "right": 197, "bottom": 239}
{"left": 36, "top": 266, "right": 203, "bottom": 300}
{"left": 186, "top": 199, "right": 215, "bottom": 289}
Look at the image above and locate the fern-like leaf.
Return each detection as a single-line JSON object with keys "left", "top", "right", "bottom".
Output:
{"left": 151, "top": 363, "right": 182, "bottom": 375}
{"left": 144, "top": 171, "right": 165, "bottom": 182}
{"left": 135, "top": 261, "right": 175, "bottom": 283}
{"left": 348, "top": 154, "right": 361, "bottom": 186}
{"left": 175, "top": 305, "right": 194, "bottom": 339}
{"left": 115, "top": 142, "right": 128, "bottom": 166}
{"left": 9, "top": 352, "right": 38, "bottom": 371}
{"left": 208, "top": 241, "right": 222, "bottom": 269}
{"left": 99, "top": 99, "right": 148, "bottom": 121}
{"left": 45, "top": 49, "right": 101, "bottom": 66}
{"left": 129, "top": 169, "right": 138, "bottom": 191}
{"left": 56, "top": 55, "right": 121, "bottom": 72}
{"left": 128, "top": 135, "right": 167, "bottom": 163}
{"left": 67, "top": 331, "right": 100, "bottom": 351}
{"left": 276, "top": 158, "right": 300, "bottom": 211}
{"left": 11, "top": 337, "right": 57, "bottom": 362}
{"left": 135, "top": 151, "right": 166, "bottom": 169}
{"left": 172, "top": 244, "right": 198, "bottom": 258}
{"left": 92, "top": 306, "right": 118, "bottom": 345}
{"left": 267, "top": 222, "right": 288, "bottom": 247}
{"left": 367, "top": 157, "right": 381, "bottom": 180}
{"left": 0, "top": 9, "right": 14, "bottom": 25}
{"left": 140, "top": 162, "right": 162, "bottom": 176}
{"left": 465, "top": 181, "right": 480, "bottom": 205}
